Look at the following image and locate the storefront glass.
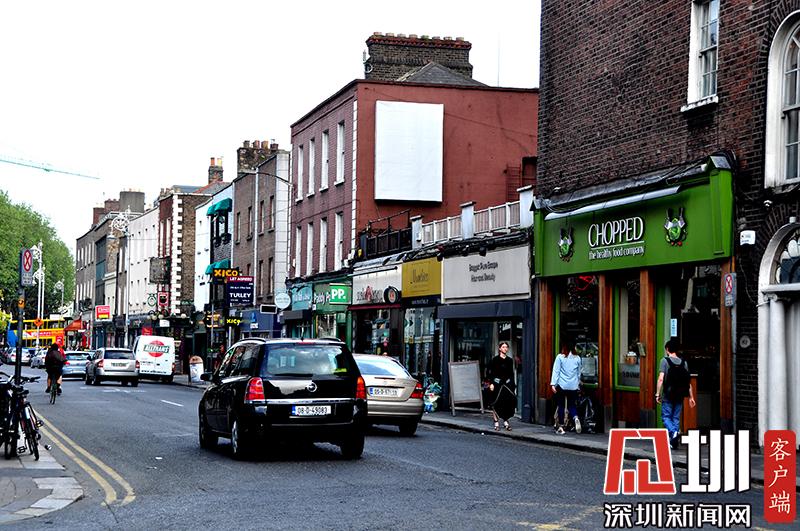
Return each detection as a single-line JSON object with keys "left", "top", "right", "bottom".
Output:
{"left": 616, "top": 277, "right": 641, "bottom": 389}
{"left": 557, "top": 275, "right": 599, "bottom": 384}
{"left": 403, "top": 307, "right": 440, "bottom": 381}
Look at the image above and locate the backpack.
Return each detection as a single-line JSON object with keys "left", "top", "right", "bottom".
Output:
{"left": 664, "top": 357, "right": 690, "bottom": 403}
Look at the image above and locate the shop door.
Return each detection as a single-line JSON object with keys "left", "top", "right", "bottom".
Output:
{"left": 612, "top": 275, "right": 642, "bottom": 428}
{"left": 656, "top": 265, "right": 721, "bottom": 431}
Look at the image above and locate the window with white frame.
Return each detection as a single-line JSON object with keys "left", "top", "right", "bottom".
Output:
{"left": 308, "top": 138, "right": 316, "bottom": 195}
{"left": 334, "top": 212, "right": 343, "bottom": 269}
{"left": 336, "top": 122, "right": 345, "bottom": 183}
{"left": 686, "top": 0, "right": 719, "bottom": 106}
{"left": 296, "top": 145, "right": 304, "bottom": 199}
{"left": 295, "top": 226, "right": 302, "bottom": 277}
{"left": 765, "top": 16, "right": 800, "bottom": 187}
{"left": 321, "top": 130, "right": 329, "bottom": 190}
{"left": 306, "top": 223, "right": 314, "bottom": 276}
{"left": 319, "top": 218, "right": 328, "bottom": 272}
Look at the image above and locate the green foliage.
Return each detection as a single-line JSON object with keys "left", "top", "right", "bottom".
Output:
{"left": 0, "top": 190, "right": 75, "bottom": 320}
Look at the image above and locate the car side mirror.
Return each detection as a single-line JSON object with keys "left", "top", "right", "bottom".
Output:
{"left": 200, "top": 372, "right": 212, "bottom": 382}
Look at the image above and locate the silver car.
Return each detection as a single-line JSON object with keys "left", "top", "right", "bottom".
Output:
{"left": 30, "top": 349, "right": 47, "bottom": 369}
{"left": 63, "top": 351, "right": 90, "bottom": 378}
{"left": 354, "top": 354, "right": 424, "bottom": 436}
{"left": 85, "top": 348, "right": 139, "bottom": 386}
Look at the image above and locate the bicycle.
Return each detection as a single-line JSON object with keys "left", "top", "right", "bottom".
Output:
{"left": 49, "top": 380, "right": 58, "bottom": 405}
{"left": 0, "top": 371, "right": 43, "bottom": 460}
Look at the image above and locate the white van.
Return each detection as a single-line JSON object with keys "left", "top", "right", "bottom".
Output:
{"left": 132, "top": 335, "right": 175, "bottom": 382}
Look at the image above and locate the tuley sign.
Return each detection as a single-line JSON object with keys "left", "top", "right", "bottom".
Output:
{"left": 226, "top": 276, "right": 254, "bottom": 307}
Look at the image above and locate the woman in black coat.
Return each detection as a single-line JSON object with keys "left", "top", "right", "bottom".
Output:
{"left": 487, "top": 341, "right": 516, "bottom": 431}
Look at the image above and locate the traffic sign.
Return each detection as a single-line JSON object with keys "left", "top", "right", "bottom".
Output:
{"left": 34, "top": 318, "right": 44, "bottom": 328}
{"left": 20, "top": 248, "right": 34, "bottom": 287}
{"left": 723, "top": 273, "right": 737, "bottom": 308}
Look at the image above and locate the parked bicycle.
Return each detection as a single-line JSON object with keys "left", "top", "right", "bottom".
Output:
{"left": 0, "top": 371, "right": 43, "bottom": 460}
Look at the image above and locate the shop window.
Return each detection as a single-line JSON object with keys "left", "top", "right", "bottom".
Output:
{"left": 558, "top": 275, "right": 599, "bottom": 385}
{"left": 404, "top": 307, "right": 439, "bottom": 381}
{"left": 615, "top": 278, "right": 641, "bottom": 389}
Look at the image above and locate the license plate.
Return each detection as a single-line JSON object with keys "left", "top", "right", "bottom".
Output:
{"left": 112, "top": 362, "right": 126, "bottom": 367}
{"left": 369, "top": 387, "right": 400, "bottom": 397}
{"left": 291, "top": 405, "right": 331, "bottom": 416}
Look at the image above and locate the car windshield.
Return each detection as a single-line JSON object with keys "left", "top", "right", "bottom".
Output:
{"left": 261, "top": 344, "right": 354, "bottom": 377}
{"left": 104, "top": 350, "right": 134, "bottom": 360}
{"left": 355, "top": 357, "right": 411, "bottom": 378}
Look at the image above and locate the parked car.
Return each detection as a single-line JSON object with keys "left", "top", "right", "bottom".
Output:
{"left": 353, "top": 354, "right": 424, "bottom": 436}
{"left": 62, "top": 351, "right": 90, "bottom": 378}
{"left": 85, "top": 348, "right": 139, "bottom": 386}
{"left": 30, "top": 349, "right": 46, "bottom": 369}
{"left": 198, "top": 338, "right": 368, "bottom": 460}
{"left": 8, "top": 348, "right": 35, "bottom": 366}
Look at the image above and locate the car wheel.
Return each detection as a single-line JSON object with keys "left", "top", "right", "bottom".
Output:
{"left": 121, "top": 380, "right": 129, "bottom": 386}
{"left": 199, "top": 411, "right": 217, "bottom": 449}
{"left": 340, "top": 432, "right": 365, "bottom": 460}
{"left": 84, "top": 373, "right": 91, "bottom": 385}
{"left": 93, "top": 375, "right": 101, "bottom": 386}
{"left": 230, "top": 419, "right": 251, "bottom": 460}
{"left": 164, "top": 375, "right": 174, "bottom": 384}
{"left": 131, "top": 379, "right": 139, "bottom": 387}
{"left": 399, "top": 421, "right": 418, "bottom": 437}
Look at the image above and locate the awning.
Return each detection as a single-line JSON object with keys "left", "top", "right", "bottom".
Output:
{"left": 204, "top": 258, "right": 232, "bottom": 275}
{"left": 64, "top": 319, "right": 83, "bottom": 332}
{"left": 207, "top": 198, "right": 232, "bottom": 217}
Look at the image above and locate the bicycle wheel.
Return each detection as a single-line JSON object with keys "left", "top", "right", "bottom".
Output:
{"left": 3, "top": 418, "right": 18, "bottom": 459}
{"left": 23, "top": 417, "right": 39, "bottom": 460}
{"left": 50, "top": 385, "right": 57, "bottom": 404}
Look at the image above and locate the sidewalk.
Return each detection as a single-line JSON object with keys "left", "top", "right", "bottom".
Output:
{"left": 418, "top": 409, "right": 800, "bottom": 490}
{"left": 0, "top": 446, "right": 83, "bottom": 525}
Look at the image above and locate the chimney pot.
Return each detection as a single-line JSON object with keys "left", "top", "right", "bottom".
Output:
{"left": 432, "top": 36, "right": 440, "bottom": 40}
{"left": 456, "top": 36, "right": 465, "bottom": 41}
{"left": 386, "top": 32, "right": 395, "bottom": 37}
{"left": 444, "top": 36, "right": 452, "bottom": 40}
{"left": 254, "top": 140, "right": 261, "bottom": 149}
{"left": 210, "top": 157, "right": 215, "bottom": 166}
{"left": 409, "top": 34, "right": 418, "bottom": 38}
{"left": 398, "top": 33, "right": 406, "bottom": 38}
{"left": 243, "top": 140, "right": 251, "bottom": 148}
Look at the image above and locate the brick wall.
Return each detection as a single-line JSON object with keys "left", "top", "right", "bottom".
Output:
{"left": 539, "top": 0, "right": 800, "bottom": 435}
{"left": 179, "top": 194, "right": 207, "bottom": 314}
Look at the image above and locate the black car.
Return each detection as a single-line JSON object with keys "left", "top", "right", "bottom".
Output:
{"left": 198, "top": 338, "right": 368, "bottom": 460}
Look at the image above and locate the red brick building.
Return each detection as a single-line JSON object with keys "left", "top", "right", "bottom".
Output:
{"left": 535, "top": 0, "right": 800, "bottom": 444}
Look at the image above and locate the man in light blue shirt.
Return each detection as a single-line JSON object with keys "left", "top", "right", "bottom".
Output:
{"left": 550, "top": 342, "right": 582, "bottom": 434}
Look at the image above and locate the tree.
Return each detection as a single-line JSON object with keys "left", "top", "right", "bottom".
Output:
{"left": 0, "top": 190, "right": 75, "bottom": 321}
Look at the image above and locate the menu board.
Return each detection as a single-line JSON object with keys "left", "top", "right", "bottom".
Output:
{"left": 448, "top": 361, "right": 484, "bottom": 416}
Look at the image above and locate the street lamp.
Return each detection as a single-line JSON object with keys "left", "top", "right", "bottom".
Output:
{"left": 30, "top": 241, "right": 44, "bottom": 350}
{"left": 112, "top": 208, "right": 132, "bottom": 348}
{"left": 54, "top": 279, "right": 65, "bottom": 309}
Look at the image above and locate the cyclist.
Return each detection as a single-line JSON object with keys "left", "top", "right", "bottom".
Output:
{"left": 44, "top": 343, "right": 66, "bottom": 395}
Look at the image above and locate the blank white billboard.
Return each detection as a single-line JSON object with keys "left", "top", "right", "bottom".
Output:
{"left": 374, "top": 100, "right": 443, "bottom": 201}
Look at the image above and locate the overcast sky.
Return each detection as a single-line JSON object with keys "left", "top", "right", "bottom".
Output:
{"left": 0, "top": 1, "right": 540, "bottom": 254}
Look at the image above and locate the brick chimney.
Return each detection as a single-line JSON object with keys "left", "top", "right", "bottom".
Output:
{"left": 92, "top": 207, "right": 106, "bottom": 226}
{"left": 364, "top": 32, "right": 473, "bottom": 81}
{"left": 237, "top": 139, "right": 278, "bottom": 174}
{"left": 208, "top": 157, "right": 224, "bottom": 184}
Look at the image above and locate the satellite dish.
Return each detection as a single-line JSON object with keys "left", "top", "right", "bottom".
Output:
{"left": 364, "top": 62, "right": 373, "bottom": 74}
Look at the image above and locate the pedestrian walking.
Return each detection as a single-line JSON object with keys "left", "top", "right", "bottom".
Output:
{"left": 487, "top": 342, "right": 516, "bottom": 431}
{"left": 550, "top": 341, "right": 582, "bottom": 434}
{"left": 655, "top": 338, "right": 695, "bottom": 448}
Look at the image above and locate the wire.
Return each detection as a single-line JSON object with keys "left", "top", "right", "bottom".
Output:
{"left": 0, "top": 156, "right": 100, "bottom": 180}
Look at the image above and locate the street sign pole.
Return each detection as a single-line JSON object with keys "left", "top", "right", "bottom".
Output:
{"left": 16, "top": 287, "right": 24, "bottom": 384}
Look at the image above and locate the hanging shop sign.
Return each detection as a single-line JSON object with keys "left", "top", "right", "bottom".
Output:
{"left": 351, "top": 267, "right": 402, "bottom": 306}
{"left": 274, "top": 291, "right": 292, "bottom": 310}
{"left": 313, "top": 283, "right": 352, "bottom": 312}
{"left": 95, "top": 305, "right": 112, "bottom": 321}
{"left": 401, "top": 257, "right": 441, "bottom": 299}
{"left": 441, "top": 246, "right": 530, "bottom": 304}
{"left": 534, "top": 171, "right": 734, "bottom": 277}
{"left": 290, "top": 284, "right": 313, "bottom": 311}
{"left": 227, "top": 276, "right": 255, "bottom": 306}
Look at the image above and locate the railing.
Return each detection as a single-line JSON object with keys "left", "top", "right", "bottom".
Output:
{"left": 420, "top": 201, "right": 520, "bottom": 245}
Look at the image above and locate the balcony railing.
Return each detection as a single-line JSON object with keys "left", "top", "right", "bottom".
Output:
{"left": 420, "top": 201, "right": 521, "bottom": 245}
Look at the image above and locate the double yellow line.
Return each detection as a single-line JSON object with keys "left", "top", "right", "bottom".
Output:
{"left": 37, "top": 412, "right": 135, "bottom": 507}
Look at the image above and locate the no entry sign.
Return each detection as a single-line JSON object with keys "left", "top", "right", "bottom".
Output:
{"left": 20, "top": 248, "right": 34, "bottom": 287}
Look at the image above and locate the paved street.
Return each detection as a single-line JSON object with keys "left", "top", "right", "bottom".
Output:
{"left": 0, "top": 367, "right": 777, "bottom": 530}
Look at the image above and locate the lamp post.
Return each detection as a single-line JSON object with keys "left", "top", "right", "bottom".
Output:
{"left": 30, "top": 241, "right": 44, "bottom": 350}
{"left": 54, "top": 279, "right": 65, "bottom": 309}
{"left": 112, "top": 209, "right": 132, "bottom": 348}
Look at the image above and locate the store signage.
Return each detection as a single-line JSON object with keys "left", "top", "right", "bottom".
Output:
{"left": 22, "top": 329, "right": 65, "bottom": 341}
{"left": 384, "top": 287, "right": 400, "bottom": 304}
{"left": 274, "top": 291, "right": 292, "bottom": 310}
{"left": 291, "top": 284, "right": 313, "bottom": 311}
{"left": 227, "top": 276, "right": 255, "bottom": 306}
{"left": 442, "top": 246, "right": 530, "bottom": 303}
{"left": 401, "top": 257, "right": 441, "bottom": 298}
{"left": 535, "top": 171, "right": 734, "bottom": 277}
{"left": 95, "top": 305, "right": 111, "bottom": 321}
{"left": 225, "top": 317, "right": 242, "bottom": 326}
{"left": 313, "top": 283, "right": 351, "bottom": 306}
{"left": 213, "top": 268, "right": 241, "bottom": 278}
{"left": 158, "top": 291, "right": 169, "bottom": 307}
{"left": 352, "top": 268, "right": 402, "bottom": 306}
{"left": 587, "top": 216, "right": 646, "bottom": 261}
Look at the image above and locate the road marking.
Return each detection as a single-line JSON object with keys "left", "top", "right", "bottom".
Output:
{"left": 38, "top": 413, "right": 136, "bottom": 506}
{"left": 39, "top": 425, "right": 117, "bottom": 506}
{"left": 160, "top": 400, "right": 184, "bottom": 407}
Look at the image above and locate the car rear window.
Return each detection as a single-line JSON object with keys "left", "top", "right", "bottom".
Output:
{"left": 104, "top": 350, "right": 134, "bottom": 360}
{"left": 261, "top": 345, "right": 354, "bottom": 377}
{"left": 355, "top": 357, "right": 411, "bottom": 378}
{"left": 66, "top": 354, "right": 88, "bottom": 361}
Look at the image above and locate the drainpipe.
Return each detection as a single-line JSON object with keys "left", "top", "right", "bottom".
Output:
{"left": 253, "top": 166, "right": 260, "bottom": 335}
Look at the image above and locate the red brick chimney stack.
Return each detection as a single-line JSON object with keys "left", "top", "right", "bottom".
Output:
{"left": 208, "top": 157, "right": 224, "bottom": 184}
{"left": 364, "top": 32, "right": 473, "bottom": 81}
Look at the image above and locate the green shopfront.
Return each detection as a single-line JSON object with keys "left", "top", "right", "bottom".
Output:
{"left": 533, "top": 158, "right": 734, "bottom": 433}
{"left": 311, "top": 282, "right": 352, "bottom": 343}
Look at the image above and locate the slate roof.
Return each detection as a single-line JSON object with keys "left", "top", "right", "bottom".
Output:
{"left": 395, "top": 62, "right": 486, "bottom": 87}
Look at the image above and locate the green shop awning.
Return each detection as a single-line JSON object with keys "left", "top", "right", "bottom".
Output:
{"left": 207, "top": 198, "right": 232, "bottom": 217}
{"left": 204, "top": 258, "right": 232, "bottom": 275}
